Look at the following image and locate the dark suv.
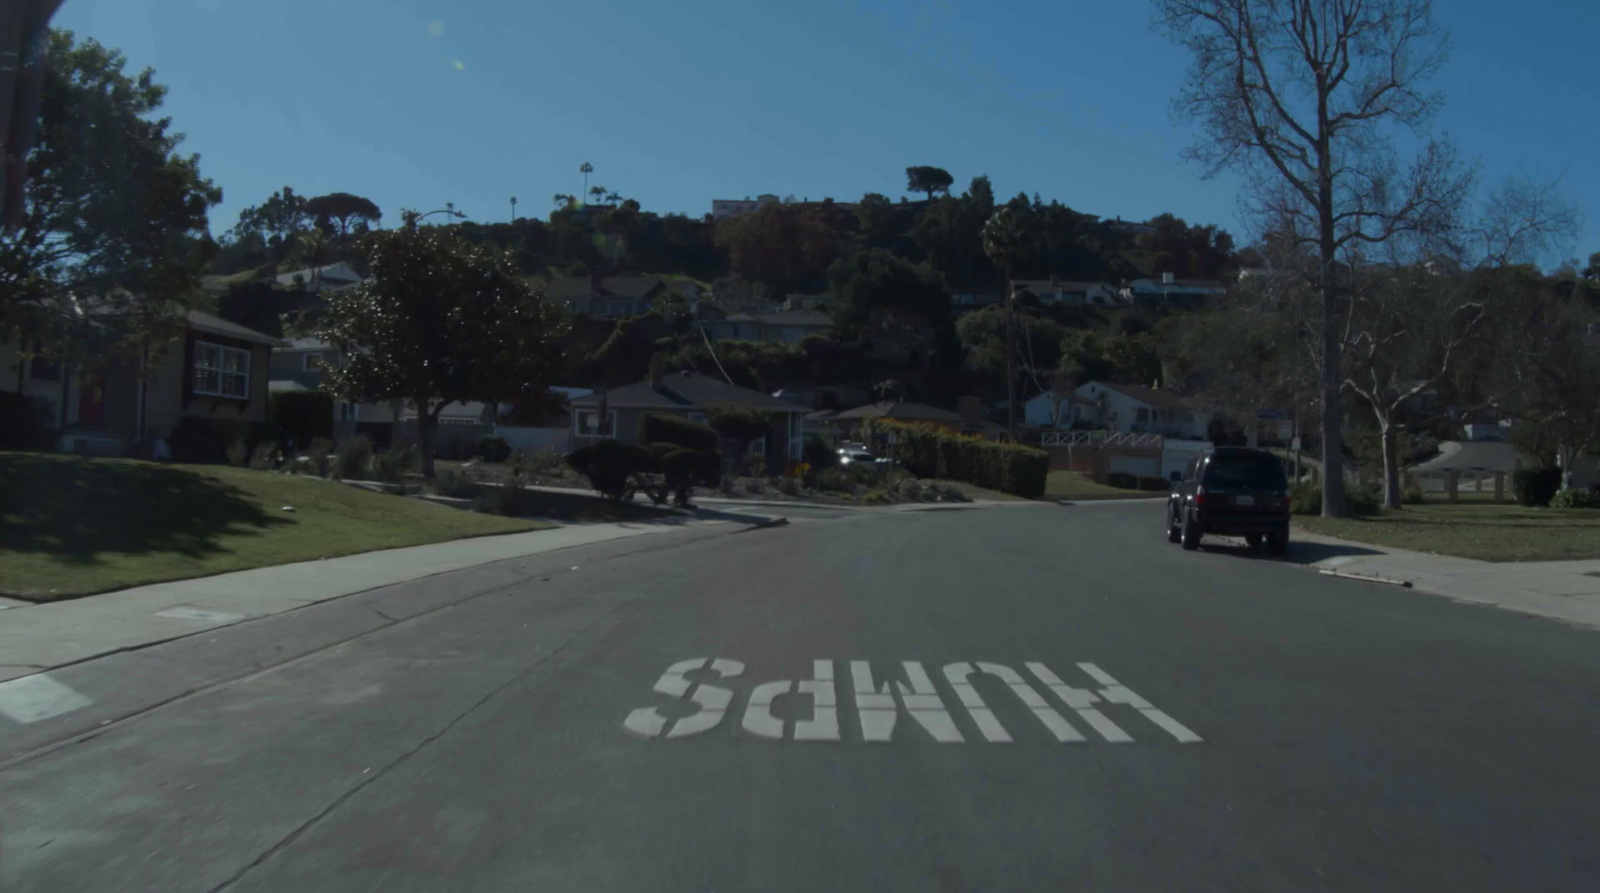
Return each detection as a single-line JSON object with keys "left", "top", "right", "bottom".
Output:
{"left": 1167, "top": 447, "right": 1291, "bottom": 554}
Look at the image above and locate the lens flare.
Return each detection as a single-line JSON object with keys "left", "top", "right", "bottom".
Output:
{"left": 427, "top": 21, "right": 445, "bottom": 37}
{"left": 452, "top": 59, "right": 465, "bottom": 71}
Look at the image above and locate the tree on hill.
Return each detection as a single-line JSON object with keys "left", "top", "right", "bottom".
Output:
{"left": 230, "top": 186, "right": 311, "bottom": 255}
{"left": 306, "top": 192, "right": 382, "bottom": 236}
{"left": 318, "top": 216, "right": 568, "bottom": 478}
{"left": 905, "top": 166, "right": 954, "bottom": 202}
{"left": 828, "top": 249, "right": 951, "bottom": 335}
{"left": 1, "top": 30, "right": 221, "bottom": 357}
{"left": 713, "top": 202, "right": 838, "bottom": 298}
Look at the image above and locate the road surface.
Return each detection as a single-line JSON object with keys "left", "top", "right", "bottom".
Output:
{"left": 1, "top": 501, "right": 1596, "bottom": 891}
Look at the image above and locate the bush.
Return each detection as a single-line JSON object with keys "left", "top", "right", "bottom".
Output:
{"left": 1402, "top": 486, "right": 1425, "bottom": 505}
{"left": 475, "top": 435, "right": 512, "bottom": 463}
{"left": 1106, "top": 472, "right": 1137, "bottom": 490}
{"left": 1136, "top": 475, "right": 1171, "bottom": 491}
{"left": 335, "top": 434, "right": 374, "bottom": 479}
{"left": 226, "top": 439, "right": 249, "bottom": 468}
{"left": 372, "top": 444, "right": 418, "bottom": 483}
{"left": 638, "top": 412, "right": 719, "bottom": 453}
{"left": 0, "top": 392, "right": 53, "bottom": 449}
{"left": 307, "top": 437, "right": 334, "bottom": 477}
{"left": 779, "top": 477, "right": 800, "bottom": 496}
{"left": 705, "top": 404, "right": 775, "bottom": 445}
{"left": 269, "top": 391, "right": 333, "bottom": 449}
{"left": 434, "top": 466, "right": 481, "bottom": 498}
{"left": 169, "top": 417, "right": 268, "bottom": 464}
{"left": 814, "top": 467, "right": 854, "bottom": 493}
{"left": 567, "top": 440, "right": 651, "bottom": 498}
{"left": 248, "top": 441, "right": 277, "bottom": 471}
{"left": 803, "top": 434, "right": 839, "bottom": 471}
{"left": 514, "top": 448, "right": 565, "bottom": 476}
{"left": 1291, "top": 483, "right": 1380, "bottom": 516}
{"left": 1513, "top": 466, "right": 1562, "bottom": 507}
{"left": 1551, "top": 488, "right": 1600, "bottom": 510}
{"left": 859, "top": 419, "right": 1049, "bottom": 498}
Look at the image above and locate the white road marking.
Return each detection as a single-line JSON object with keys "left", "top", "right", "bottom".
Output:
{"left": 975, "top": 662, "right": 1085, "bottom": 743}
{"left": 1026, "top": 662, "right": 1133, "bottom": 743}
{"left": 794, "top": 660, "right": 840, "bottom": 742}
{"left": 1076, "top": 662, "right": 1204, "bottom": 744}
{"left": 741, "top": 681, "right": 791, "bottom": 739}
{"left": 0, "top": 673, "right": 93, "bottom": 724}
{"left": 851, "top": 661, "right": 964, "bottom": 743}
{"left": 623, "top": 657, "right": 745, "bottom": 739}
{"left": 943, "top": 663, "right": 1013, "bottom": 743}
{"left": 154, "top": 607, "right": 246, "bottom": 625}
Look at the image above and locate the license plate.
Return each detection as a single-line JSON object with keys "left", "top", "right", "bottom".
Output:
{"left": 1235, "top": 495, "right": 1255, "bottom": 506}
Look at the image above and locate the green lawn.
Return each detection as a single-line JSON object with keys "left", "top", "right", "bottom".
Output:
{"left": 1044, "top": 470, "right": 1166, "bottom": 501}
{"left": 0, "top": 452, "right": 549, "bottom": 601}
{"left": 1294, "top": 503, "right": 1600, "bottom": 563}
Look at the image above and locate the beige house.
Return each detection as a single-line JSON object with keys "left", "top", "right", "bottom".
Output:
{"left": 3, "top": 310, "right": 285, "bottom": 455}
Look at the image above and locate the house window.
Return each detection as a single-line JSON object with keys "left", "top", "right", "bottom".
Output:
{"left": 339, "top": 402, "right": 357, "bottom": 422}
{"left": 303, "top": 353, "right": 323, "bottom": 371}
{"left": 194, "top": 341, "right": 250, "bottom": 398}
{"left": 27, "top": 355, "right": 61, "bottom": 381}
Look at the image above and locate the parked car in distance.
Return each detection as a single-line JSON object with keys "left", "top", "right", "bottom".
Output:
{"left": 1167, "top": 447, "right": 1291, "bottom": 554}
{"left": 837, "top": 446, "right": 893, "bottom": 468}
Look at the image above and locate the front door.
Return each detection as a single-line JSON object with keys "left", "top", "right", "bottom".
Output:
{"left": 77, "top": 369, "right": 106, "bottom": 426}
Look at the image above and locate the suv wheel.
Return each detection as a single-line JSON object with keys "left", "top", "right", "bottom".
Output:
{"left": 1180, "top": 511, "right": 1201, "bottom": 551}
{"left": 1267, "top": 530, "right": 1289, "bottom": 555}
{"left": 1166, "top": 507, "right": 1181, "bottom": 543}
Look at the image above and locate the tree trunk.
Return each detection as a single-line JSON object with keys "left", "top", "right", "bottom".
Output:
{"left": 418, "top": 402, "right": 440, "bottom": 479}
{"left": 1380, "top": 419, "right": 1401, "bottom": 510}
{"left": 1318, "top": 179, "right": 1347, "bottom": 518}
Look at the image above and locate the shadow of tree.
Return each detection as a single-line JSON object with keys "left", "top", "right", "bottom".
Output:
{"left": 0, "top": 453, "right": 290, "bottom": 565}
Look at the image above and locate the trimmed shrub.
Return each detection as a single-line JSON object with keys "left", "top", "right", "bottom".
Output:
{"left": 0, "top": 391, "right": 53, "bottom": 449}
{"left": 1106, "top": 472, "right": 1137, "bottom": 490}
{"left": 567, "top": 440, "right": 651, "bottom": 499}
{"left": 705, "top": 404, "right": 775, "bottom": 445}
{"left": 638, "top": 412, "right": 719, "bottom": 453}
{"left": 269, "top": 390, "right": 333, "bottom": 449}
{"left": 1551, "top": 488, "right": 1600, "bottom": 510}
{"left": 335, "top": 434, "right": 374, "bottom": 479}
{"left": 1513, "top": 467, "right": 1562, "bottom": 507}
{"left": 475, "top": 435, "right": 512, "bottom": 463}
{"left": 859, "top": 418, "right": 1049, "bottom": 498}
{"left": 1402, "top": 486, "right": 1425, "bottom": 505}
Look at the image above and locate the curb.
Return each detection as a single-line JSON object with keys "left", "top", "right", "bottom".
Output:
{"left": 1318, "top": 568, "right": 1415, "bottom": 588}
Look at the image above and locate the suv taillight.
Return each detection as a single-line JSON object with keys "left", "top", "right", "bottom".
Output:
{"left": 1194, "top": 484, "right": 1208, "bottom": 507}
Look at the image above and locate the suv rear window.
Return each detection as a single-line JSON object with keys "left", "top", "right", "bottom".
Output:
{"left": 1204, "top": 454, "right": 1288, "bottom": 489}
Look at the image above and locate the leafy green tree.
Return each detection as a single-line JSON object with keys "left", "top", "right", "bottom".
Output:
{"left": 306, "top": 192, "right": 381, "bottom": 236}
{"left": 905, "top": 166, "right": 954, "bottom": 202}
{"left": 1, "top": 30, "right": 221, "bottom": 353}
{"left": 705, "top": 404, "right": 776, "bottom": 452}
{"left": 827, "top": 249, "right": 950, "bottom": 334}
{"left": 230, "top": 186, "right": 311, "bottom": 256}
{"left": 318, "top": 217, "right": 568, "bottom": 477}
{"left": 855, "top": 193, "right": 898, "bottom": 247}
{"left": 713, "top": 202, "right": 837, "bottom": 298}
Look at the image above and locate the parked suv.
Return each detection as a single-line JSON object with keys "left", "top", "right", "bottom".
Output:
{"left": 1167, "top": 447, "right": 1291, "bottom": 554}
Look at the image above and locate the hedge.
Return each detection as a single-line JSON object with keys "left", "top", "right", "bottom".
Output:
{"left": 1550, "top": 487, "right": 1600, "bottom": 510}
{"left": 859, "top": 418, "right": 1049, "bottom": 499}
{"left": 638, "top": 412, "right": 720, "bottom": 453}
{"left": 1513, "top": 467, "right": 1562, "bottom": 507}
{"left": 269, "top": 390, "right": 334, "bottom": 448}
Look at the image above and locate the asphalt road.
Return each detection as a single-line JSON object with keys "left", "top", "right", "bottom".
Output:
{"left": 2, "top": 501, "right": 1597, "bottom": 892}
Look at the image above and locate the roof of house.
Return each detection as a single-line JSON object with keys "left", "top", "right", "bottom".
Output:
{"left": 831, "top": 401, "right": 966, "bottom": 424}
{"left": 541, "top": 275, "right": 665, "bottom": 303}
{"left": 1014, "top": 279, "right": 1109, "bottom": 293}
{"left": 1088, "top": 382, "right": 1204, "bottom": 413}
{"left": 569, "top": 370, "right": 809, "bottom": 412}
{"left": 188, "top": 310, "right": 287, "bottom": 347}
{"left": 280, "top": 337, "right": 333, "bottom": 351}
{"left": 1412, "top": 440, "right": 1519, "bottom": 474}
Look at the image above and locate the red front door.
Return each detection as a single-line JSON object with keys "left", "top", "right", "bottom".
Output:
{"left": 78, "top": 369, "right": 106, "bottom": 426}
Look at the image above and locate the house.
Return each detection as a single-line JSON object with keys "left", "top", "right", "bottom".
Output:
{"left": 952, "top": 291, "right": 1003, "bottom": 311}
{"left": 268, "top": 338, "right": 405, "bottom": 445}
{"left": 703, "top": 309, "right": 833, "bottom": 343}
{"left": 808, "top": 400, "right": 971, "bottom": 439}
{"left": 3, "top": 309, "right": 285, "bottom": 456}
{"left": 1023, "top": 389, "right": 1097, "bottom": 428}
{"left": 1121, "top": 273, "right": 1228, "bottom": 307}
{"left": 1074, "top": 381, "right": 1212, "bottom": 439}
{"left": 272, "top": 261, "right": 365, "bottom": 294}
{"left": 542, "top": 274, "right": 666, "bottom": 318}
{"left": 711, "top": 194, "right": 781, "bottom": 221}
{"left": 568, "top": 367, "right": 810, "bottom": 469}
{"left": 1014, "top": 278, "right": 1119, "bottom": 307}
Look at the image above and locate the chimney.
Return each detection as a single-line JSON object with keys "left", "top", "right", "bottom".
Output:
{"left": 958, "top": 396, "right": 983, "bottom": 425}
{"left": 649, "top": 353, "right": 665, "bottom": 389}
{"left": 1162, "top": 271, "right": 1175, "bottom": 285}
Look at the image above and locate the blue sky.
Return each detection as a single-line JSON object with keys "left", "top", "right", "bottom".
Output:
{"left": 54, "top": 0, "right": 1598, "bottom": 260}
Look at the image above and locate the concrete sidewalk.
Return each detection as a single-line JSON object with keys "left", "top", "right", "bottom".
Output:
{"left": 1289, "top": 528, "right": 1600, "bottom": 630}
{"left": 0, "top": 517, "right": 735, "bottom": 682}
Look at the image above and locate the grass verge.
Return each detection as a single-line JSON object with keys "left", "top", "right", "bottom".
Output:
{"left": 0, "top": 452, "right": 550, "bottom": 601}
{"left": 1294, "top": 502, "right": 1600, "bottom": 563}
{"left": 1044, "top": 470, "right": 1165, "bottom": 501}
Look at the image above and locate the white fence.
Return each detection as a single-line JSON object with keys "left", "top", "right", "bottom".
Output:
{"left": 1040, "top": 431, "right": 1164, "bottom": 449}
{"left": 495, "top": 425, "right": 572, "bottom": 454}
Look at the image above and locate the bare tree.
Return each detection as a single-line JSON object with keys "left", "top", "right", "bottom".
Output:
{"left": 1154, "top": 0, "right": 1471, "bottom": 517}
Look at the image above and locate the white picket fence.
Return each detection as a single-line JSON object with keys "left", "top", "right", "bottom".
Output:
{"left": 1040, "top": 431, "right": 1165, "bottom": 449}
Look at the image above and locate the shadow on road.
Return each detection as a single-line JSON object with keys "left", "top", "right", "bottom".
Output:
{"left": 1194, "top": 537, "right": 1383, "bottom": 564}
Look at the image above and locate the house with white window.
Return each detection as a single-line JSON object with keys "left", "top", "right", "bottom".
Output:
{"left": 1121, "top": 273, "right": 1229, "bottom": 307}
{"left": 1014, "top": 278, "right": 1119, "bottom": 307}
{"left": 569, "top": 367, "right": 810, "bottom": 471}
{"left": 1073, "top": 381, "right": 1212, "bottom": 439}
{"left": 3, "top": 309, "right": 285, "bottom": 455}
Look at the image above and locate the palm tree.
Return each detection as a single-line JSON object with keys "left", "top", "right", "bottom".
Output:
{"left": 604, "top": 190, "right": 621, "bottom": 206}
{"left": 982, "top": 208, "right": 1025, "bottom": 436}
{"left": 588, "top": 185, "right": 607, "bottom": 206}
{"left": 510, "top": 196, "right": 518, "bottom": 223}
{"left": 552, "top": 193, "right": 574, "bottom": 210}
{"left": 580, "top": 162, "right": 593, "bottom": 200}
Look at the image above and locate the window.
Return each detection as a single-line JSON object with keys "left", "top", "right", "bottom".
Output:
{"left": 193, "top": 341, "right": 250, "bottom": 398}
{"left": 302, "top": 353, "right": 323, "bottom": 371}
{"left": 1205, "top": 454, "right": 1288, "bottom": 489}
{"left": 339, "top": 402, "right": 357, "bottom": 422}
{"left": 577, "top": 410, "right": 616, "bottom": 436}
{"left": 27, "top": 356, "right": 61, "bottom": 381}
